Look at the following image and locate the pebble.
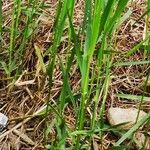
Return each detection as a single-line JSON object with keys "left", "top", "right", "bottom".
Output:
{"left": 0, "top": 113, "right": 8, "bottom": 132}
{"left": 107, "top": 107, "right": 147, "bottom": 130}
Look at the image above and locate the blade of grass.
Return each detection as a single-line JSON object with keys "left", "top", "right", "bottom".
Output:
{"left": 68, "top": 15, "right": 82, "bottom": 70}
{"left": 143, "top": 0, "right": 150, "bottom": 57}
{"left": 115, "top": 114, "right": 150, "bottom": 146}
{"left": 104, "top": 0, "right": 129, "bottom": 35}
{"left": 45, "top": 0, "right": 75, "bottom": 148}
{"left": 116, "top": 93, "right": 150, "bottom": 102}
{"left": 77, "top": 0, "right": 92, "bottom": 129}
{"left": 114, "top": 60, "right": 150, "bottom": 66}
{"left": 75, "top": 0, "right": 94, "bottom": 148}
{"left": 99, "top": 0, "right": 116, "bottom": 35}
{"left": 9, "top": 1, "right": 17, "bottom": 75}
{"left": 126, "top": 33, "right": 150, "bottom": 56}
{"left": 34, "top": 44, "right": 46, "bottom": 73}
{"left": 116, "top": 69, "right": 150, "bottom": 146}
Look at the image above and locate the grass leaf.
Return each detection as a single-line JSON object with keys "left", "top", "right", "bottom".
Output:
{"left": 116, "top": 93, "right": 150, "bottom": 102}
{"left": 115, "top": 114, "right": 150, "bottom": 146}
{"left": 114, "top": 60, "right": 150, "bottom": 66}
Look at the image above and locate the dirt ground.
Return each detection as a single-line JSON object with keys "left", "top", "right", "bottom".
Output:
{"left": 0, "top": 0, "right": 150, "bottom": 149}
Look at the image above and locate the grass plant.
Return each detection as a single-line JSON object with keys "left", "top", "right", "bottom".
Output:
{"left": 0, "top": 0, "right": 150, "bottom": 149}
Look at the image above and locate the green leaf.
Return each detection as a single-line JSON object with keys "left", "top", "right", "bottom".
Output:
{"left": 114, "top": 60, "right": 150, "bottom": 66}
{"left": 115, "top": 114, "right": 150, "bottom": 146}
{"left": 68, "top": 15, "right": 82, "bottom": 70}
{"left": 34, "top": 44, "right": 46, "bottom": 73}
{"left": 113, "top": 8, "right": 132, "bottom": 31}
{"left": 116, "top": 93, "right": 150, "bottom": 102}
{"left": 126, "top": 33, "right": 150, "bottom": 56}
{"left": 105, "top": 0, "right": 129, "bottom": 34}
{"left": 99, "top": 0, "right": 115, "bottom": 34}
{"left": 0, "top": 61, "right": 10, "bottom": 75}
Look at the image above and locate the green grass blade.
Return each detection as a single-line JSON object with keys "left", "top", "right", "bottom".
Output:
{"left": 105, "top": 0, "right": 129, "bottom": 34}
{"left": 113, "top": 8, "right": 132, "bottom": 31}
{"left": 68, "top": 15, "right": 82, "bottom": 70}
{"left": 114, "top": 60, "right": 150, "bottom": 66}
{"left": 115, "top": 114, "right": 150, "bottom": 146}
{"left": 34, "top": 44, "right": 46, "bottom": 73}
{"left": 126, "top": 33, "right": 150, "bottom": 56}
{"left": 116, "top": 93, "right": 150, "bottom": 102}
{"left": 99, "top": 0, "right": 115, "bottom": 34}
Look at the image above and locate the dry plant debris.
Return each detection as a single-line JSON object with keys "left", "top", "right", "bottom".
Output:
{"left": 0, "top": 0, "right": 150, "bottom": 149}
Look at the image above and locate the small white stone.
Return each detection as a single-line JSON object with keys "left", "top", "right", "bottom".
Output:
{"left": 0, "top": 113, "right": 8, "bottom": 131}
{"left": 107, "top": 107, "right": 147, "bottom": 130}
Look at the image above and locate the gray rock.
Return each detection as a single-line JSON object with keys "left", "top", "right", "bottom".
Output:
{"left": 107, "top": 107, "right": 147, "bottom": 130}
{"left": 0, "top": 113, "right": 8, "bottom": 132}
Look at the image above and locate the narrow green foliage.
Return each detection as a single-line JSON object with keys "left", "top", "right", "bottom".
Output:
{"left": 45, "top": 0, "right": 76, "bottom": 148}
{"left": 143, "top": 0, "right": 150, "bottom": 57}
{"left": 99, "top": 0, "right": 115, "bottom": 35}
{"left": 58, "top": 48, "right": 77, "bottom": 113}
{"left": 9, "top": 0, "right": 22, "bottom": 72}
{"left": 99, "top": 57, "right": 111, "bottom": 122}
{"left": 68, "top": 15, "right": 82, "bottom": 70}
{"left": 2, "top": 0, "right": 150, "bottom": 149}
{"left": 114, "top": 60, "right": 150, "bottom": 66}
{"left": 47, "top": 0, "right": 70, "bottom": 86}
{"left": 116, "top": 93, "right": 150, "bottom": 102}
{"left": 115, "top": 114, "right": 150, "bottom": 146}
{"left": 126, "top": 33, "right": 150, "bottom": 56}
{"left": 18, "top": 1, "right": 43, "bottom": 56}
{"left": 113, "top": 8, "right": 132, "bottom": 32}
{"left": 0, "top": 0, "right": 44, "bottom": 76}
{"left": 104, "top": 0, "right": 129, "bottom": 34}
{"left": 71, "top": 0, "right": 130, "bottom": 148}
{"left": 9, "top": 2, "right": 17, "bottom": 75}
{"left": 34, "top": 44, "right": 46, "bottom": 73}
